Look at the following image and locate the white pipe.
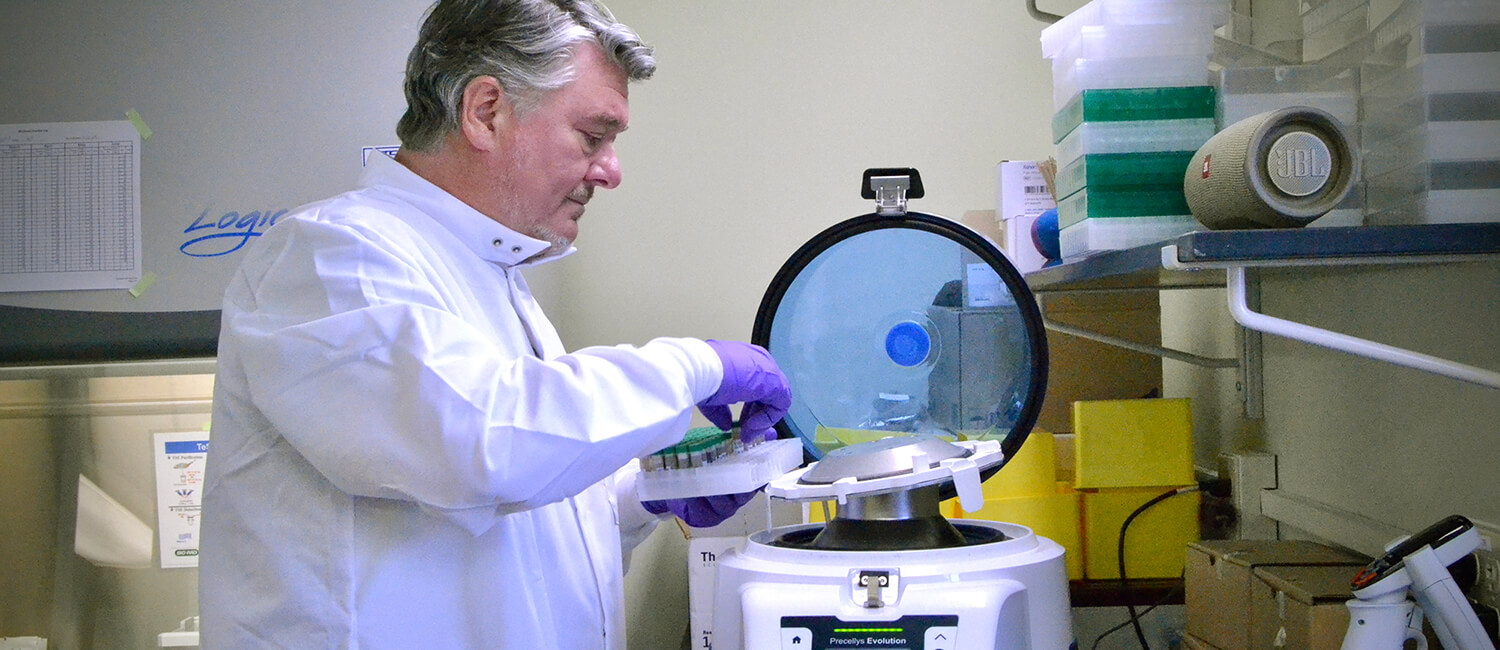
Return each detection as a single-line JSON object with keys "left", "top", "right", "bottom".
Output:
{"left": 1226, "top": 266, "right": 1500, "bottom": 389}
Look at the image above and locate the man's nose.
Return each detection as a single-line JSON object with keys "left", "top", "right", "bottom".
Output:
{"left": 587, "top": 147, "right": 621, "bottom": 190}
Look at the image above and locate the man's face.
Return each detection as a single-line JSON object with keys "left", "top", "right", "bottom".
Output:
{"left": 491, "top": 43, "right": 629, "bottom": 254}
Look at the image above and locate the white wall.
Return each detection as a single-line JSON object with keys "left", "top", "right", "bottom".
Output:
{"left": 1161, "top": 288, "right": 1254, "bottom": 469}
{"left": 1163, "top": 262, "right": 1500, "bottom": 552}
{"left": 1257, "top": 264, "right": 1500, "bottom": 542}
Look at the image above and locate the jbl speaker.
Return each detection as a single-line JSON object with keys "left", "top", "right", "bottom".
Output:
{"left": 1184, "top": 106, "right": 1359, "bottom": 229}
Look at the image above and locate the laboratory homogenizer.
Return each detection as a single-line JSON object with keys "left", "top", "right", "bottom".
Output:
{"left": 707, "top": 169, "right": 1073, "bottom": 649}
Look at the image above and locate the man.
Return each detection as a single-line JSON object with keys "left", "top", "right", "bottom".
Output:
{"left": 198, "top": 1, "right": 791, "bottom": 647}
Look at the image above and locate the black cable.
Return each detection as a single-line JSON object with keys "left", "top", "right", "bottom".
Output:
{"left": 1089, "top": 575, "right": 1184, "bottom": 650}
{"left": 1117, "top": 486, "right": 1199, "bottom": 649}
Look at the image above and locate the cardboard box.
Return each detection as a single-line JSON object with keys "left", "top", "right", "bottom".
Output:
{"left": 687, "top": 535, "right": 743, "bottom": 650}
{"left": 996, "top": 161, "right": 1056, "bottom": 273}
{"left": 1251, "top": 564, "right": 1363, "bottom": 650}
{"left": 1181, "top": 633, "right": 1224, "bottom": 650}
{"left": 1081, "top": 486, "right": 1200, "bottom": 579}
{"left": 1184, "top": 540, "right": 1369, "bottom": 650}
{"left": 1003, "top": 213, "right": 1046, "bottom": 273}
{"left": 1035, "top": 293, "right": 1163, "bottom": 436}
{"left": 960, "top": 209, "right": 1004, "bottom": 251}
{"left": 1073, "top": 398, "right": 1194, "bottom": 489}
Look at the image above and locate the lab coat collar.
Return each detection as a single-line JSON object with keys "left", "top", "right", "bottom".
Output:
{"left": 359, "top": 152, "right": 576, "bottom": 268}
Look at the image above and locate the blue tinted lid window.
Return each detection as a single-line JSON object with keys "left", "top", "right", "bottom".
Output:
{"left": 752, "top": 213, "right": 1047, "bottom": 463}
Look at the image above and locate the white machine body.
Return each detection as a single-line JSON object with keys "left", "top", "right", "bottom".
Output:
{"left": 713, "top": 520, "right": 1073, "bottom": 650}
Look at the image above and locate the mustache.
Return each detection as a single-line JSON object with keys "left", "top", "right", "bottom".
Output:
{"left": 567, "top": 187, "right": 594, "bottom": 204}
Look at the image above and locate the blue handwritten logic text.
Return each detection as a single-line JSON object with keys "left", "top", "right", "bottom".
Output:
{"left": 181, "top": 207, "right": 289, "bottom": 257}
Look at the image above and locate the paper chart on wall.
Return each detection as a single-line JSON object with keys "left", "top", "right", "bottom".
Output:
{"left": 0, "top": 120, "right": 143, "bottom": 293}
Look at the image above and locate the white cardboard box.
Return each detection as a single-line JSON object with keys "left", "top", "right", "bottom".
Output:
{"left": 688, "top": 536, "right": 744, "bottom": 650}
{"left": 996, "top": 161, "right": 1056, "bottom": 273}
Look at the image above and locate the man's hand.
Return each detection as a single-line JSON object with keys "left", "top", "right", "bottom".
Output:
{"left": 643, "top": 490, "right": 760, "bottom": 528}
{"left": 697, "top": 340, "right": 791, "bottom": 443}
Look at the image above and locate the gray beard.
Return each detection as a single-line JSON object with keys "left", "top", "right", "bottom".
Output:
{"left": 525, "top": 224, "right": 573, "bottom": 258}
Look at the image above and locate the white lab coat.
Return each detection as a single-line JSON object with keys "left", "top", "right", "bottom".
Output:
{"left": 199, "top": 153, "right": 722, "bottom": 649}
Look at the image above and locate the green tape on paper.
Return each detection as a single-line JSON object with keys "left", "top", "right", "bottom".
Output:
{"left": 125, "top": 109, "right": 153, "bottom": 141}
{"left": 129, "top": 271, "right": 157, "bottom": 298}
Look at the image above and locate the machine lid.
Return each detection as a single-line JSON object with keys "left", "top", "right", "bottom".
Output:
{"left": 751, "top": 170, "right": 1048, "bottom": 482}
{"left": 767, "top": 438, "right": 1005, "bottom": 512}
{"left": 798, "top": 434, "right": 970, "bottom": 485}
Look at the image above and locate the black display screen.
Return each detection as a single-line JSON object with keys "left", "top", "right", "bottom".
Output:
{"left": 778, "top": 615, "right": 959, "bottom": 650}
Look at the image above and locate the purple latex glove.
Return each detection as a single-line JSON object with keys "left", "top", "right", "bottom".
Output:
{"left": 643, "top": 489, "right": 760, "bottom": 528}
{"left": 698, "top": 340, "right": 792, "bottom": 443}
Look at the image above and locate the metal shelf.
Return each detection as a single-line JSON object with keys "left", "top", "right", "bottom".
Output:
{"left": 1024, "top": 222, "right": 1500, "bottom": 390}
{"left": 1026, "top": 223, "right": 1500, "bottom": 293}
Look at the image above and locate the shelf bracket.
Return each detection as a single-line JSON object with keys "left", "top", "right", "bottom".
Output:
{"left": 1225, "top": 265, "right": 1500, "bottom": 389}
{"left": 1040, "top": 303, "right": 1240, "bottom": 369}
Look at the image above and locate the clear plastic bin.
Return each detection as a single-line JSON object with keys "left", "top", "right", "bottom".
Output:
{"left": 1365, "top": 159, "right": 1500, "bottom": 219}
{"left": 1217, "top": 64, "right": 1360, "bottom": 127}
{"left": 1363, "top": 90, "right": 1500, "bottom": 136}
{"left": 1370, "top": 0, "right": 1500, "bottom": 47}
{"left": 1366, "top": 20, "right": 1500, "bottom": 77}
{"left": 1303, "top": 0, "right": 1369, "bottom": 35}
{"left": 1041, "top": 0, "right": 1230, "bottom": 58}
{"left": 1054, "top": 150, "right": 1197, "bottom": 200}
{"left": 1050, "top": 23, "right": 1216, "bottom": 61}
{"left": 1052, "top": 55, "right": 1212, "bottom": 109}
{"left": 1056, "top": 186, "right": 1192, "bottom": 228}
{"left": 1053, "top": 86, "right": 1217, "bottom": 142}
{"left": 1059, "top": 215, "right": 1201, "bottom": 259}
{"left": 1219, "top": 90, "right": 1359, "bottom": 128}
{"left": 1363, "top": 119, "right": 1500, "bottom": 178}
{"left": 1054, "top": 118, "right": 1217, "bottom": 169}
{"left": 1308, "top": 207, "right": 1366, "bottom": 227}
{"left": 1219, "top": 64, "right": 1359, "bottom": 98}
{"left": 1364, "top": 190, "right": 1500, "bottom": 224}
{"left": 1303, "top": 0, "right": 1371, "bottom": 62}
{"left": 1380, "top": 159, "right": 1500, "bottom": 192}
{"left": 1216, "top": 11, "right": 1304, "bottom": 65}
{"left": 1366, "top": 54, "right": 1500, "bottom": 101}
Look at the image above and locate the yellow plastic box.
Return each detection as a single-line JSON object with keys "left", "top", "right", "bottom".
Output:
{"left": 983, "top": 431, "right": 1058, "bottom": 499}
{"left": 963, "top": 481, "right": 1083, "bottom": 580}
{"left": 1072, "top": 398, "right": 1193, "bottom": 489}
{"left": 1082, "top": 485, "right": 1200, "bottom": 580}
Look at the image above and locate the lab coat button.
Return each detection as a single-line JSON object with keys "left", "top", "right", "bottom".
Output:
{"left": 511, "top": 246, "right": 522, "bottom": 254}
{"left": 491, "top": 238, "right": 503, "bottom": 248}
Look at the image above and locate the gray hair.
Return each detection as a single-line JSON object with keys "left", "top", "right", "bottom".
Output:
{"left": 396, "top": 0, "right": 655, "bottom": 152}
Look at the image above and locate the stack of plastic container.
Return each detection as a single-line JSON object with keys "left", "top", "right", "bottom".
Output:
{"left": 1042, "top": 0, "right": 1229, "bottom": 259}
{"left": 1360, "top": 0, "right": 1500, "bottom": 225}
{"left": 1302, "top": 0, "right": 1374, "bottom": 63}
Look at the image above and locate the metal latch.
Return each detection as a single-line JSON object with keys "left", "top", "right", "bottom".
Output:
{"left": 854, "top": 569, "right": 898, "bottom": 608}
{"left": 860, "top": 168, "right": 925, "bottom": 217}
{"left": 870, "top": 176, "right": 910, "bottom": 216}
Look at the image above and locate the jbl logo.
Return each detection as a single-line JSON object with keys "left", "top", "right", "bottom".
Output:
{"left": 1274, "top": 148, "right": 1326, "bottom": 178}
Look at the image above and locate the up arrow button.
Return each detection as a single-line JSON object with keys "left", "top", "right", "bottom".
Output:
{"left": 924, "top": 626, "right": 959, "bottom": 650}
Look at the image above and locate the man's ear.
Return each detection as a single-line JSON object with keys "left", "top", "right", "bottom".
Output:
{"left": 458, "top": 75, "right": 512, "bottom": 152}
